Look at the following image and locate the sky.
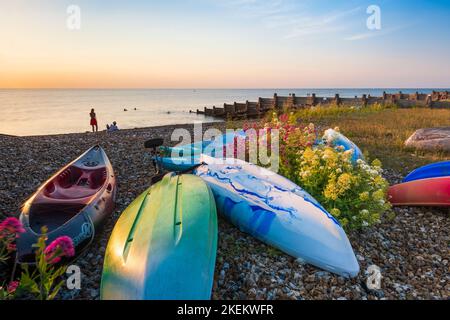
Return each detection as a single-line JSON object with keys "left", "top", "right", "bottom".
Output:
{"left": 0, "top": 0, "right": 449, "bottom": 88}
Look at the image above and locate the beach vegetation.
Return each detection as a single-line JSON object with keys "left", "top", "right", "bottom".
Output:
{"left": 0, "top": 220, "right": 75, "bottom": 300}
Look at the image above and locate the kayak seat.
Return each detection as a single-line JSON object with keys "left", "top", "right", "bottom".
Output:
{"left": 40, "top": 165, "right": 107, "bottom": 202}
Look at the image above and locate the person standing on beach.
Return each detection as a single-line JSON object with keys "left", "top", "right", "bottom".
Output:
{"left": 90, "top": 108, "right": 98, "bottom": 132}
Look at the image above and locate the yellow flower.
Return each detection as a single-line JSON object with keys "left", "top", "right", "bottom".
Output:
{"left": 303, "top": 148, "right": 315, "bottom": 161}
{"left": 373, "top": 175, "right": 386, "bottom": 187}
{"left": 337, "top": 173, "right": 352, "bottom": 191}
{"left": 359, "top": 192, "right": 370, "bottom": 201}
{"left": 324, "top": 182, "right": 339, "bottom": 201}
{"left": 372, "top": 189, "right": 385, "bottom": 201}
{"left": 330, "top": 208, "right": 341, "bottom": 217}
{"left": 372, "top": 159, "right": 382, "bottom": 168}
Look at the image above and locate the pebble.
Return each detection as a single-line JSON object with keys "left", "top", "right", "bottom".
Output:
{"left": 0, "top": 125, "right": 448, "bottom": 300}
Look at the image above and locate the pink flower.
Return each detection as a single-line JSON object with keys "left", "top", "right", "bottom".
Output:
{"left": 6, "top": 243, "right": 16, "bottom": 252}
{"left": 279, "top": 114, "right": 289, "bottom": 123}
{"left": 0, "top": 217, "right": 25, "bottom": 236}
{"left": 44, "top": 236, "right": 75, "bottom": 264}
{"left": 7, "top": 281, "right": 19, "bottom": 294}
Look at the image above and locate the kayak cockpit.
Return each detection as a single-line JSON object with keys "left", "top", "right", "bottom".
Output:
{"left": 29, "top": 165, "right": 108, "bottom": 233}
{"left": 29, "top": 203, "right": 86, "bottom": 233}
{"left": 42, "top": 165, "right": 107, "bottom": 201}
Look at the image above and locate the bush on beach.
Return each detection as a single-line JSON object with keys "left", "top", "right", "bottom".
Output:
{"left": 232, "top": 111, "right": 392, "bottom": 231}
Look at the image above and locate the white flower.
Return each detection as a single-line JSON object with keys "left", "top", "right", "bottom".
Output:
{"left": 362, "top": 221, "right": 369, "bottom": 227}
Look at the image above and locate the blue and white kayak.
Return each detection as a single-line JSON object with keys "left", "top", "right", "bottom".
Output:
{"left": 193, "top": 155, "right": 360, "bottom": 278}
{"left": 322, "top": 129, "right": 364, "bottom": 163}
{"left": 403, "top": 161, "right": 450, "bottom": 183}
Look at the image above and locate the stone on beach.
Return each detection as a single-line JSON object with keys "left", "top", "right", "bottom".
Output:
{"left": 405, "top": 127, "right": 450, "bottom": 152}
{"left": 0, "top": 123, "right": 448, "bottom": 300}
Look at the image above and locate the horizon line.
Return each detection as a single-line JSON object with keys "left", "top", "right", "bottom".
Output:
{"left": 1, "top": 87, "right": 449, "bottom": 90}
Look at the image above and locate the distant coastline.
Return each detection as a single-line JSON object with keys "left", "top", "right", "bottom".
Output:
{"left": 0, "top": 88, "right": 449, "bottom": 137}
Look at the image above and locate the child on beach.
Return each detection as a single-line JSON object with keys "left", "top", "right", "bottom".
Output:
{"left": 90, "top": 108, "right": 98, "bottom": 132}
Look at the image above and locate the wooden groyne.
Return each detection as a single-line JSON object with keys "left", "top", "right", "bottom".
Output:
{"left": 190, "top": 90, "right": 450, "bottom": 119}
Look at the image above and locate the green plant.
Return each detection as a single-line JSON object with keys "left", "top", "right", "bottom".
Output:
{"left": 294, "top": 146, "right": 391, "bottom": 230}
{"left": 0, "top": 281, "right": 19, "bottom": 300}
{"left": 18, "top": 227, "right": 75, "bottom": 300}
{"left": 243, "top": 112, "right": 392, "bottom": 230}
{"left": 0, "top": 217, "right": 25, "bottom": 264}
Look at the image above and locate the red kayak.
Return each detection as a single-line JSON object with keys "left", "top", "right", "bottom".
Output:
{"left": 388, "top": 177, "right": 450, "bottom": 207}
{"left": 17, "top": 145, "right": 117, "bottom": 263}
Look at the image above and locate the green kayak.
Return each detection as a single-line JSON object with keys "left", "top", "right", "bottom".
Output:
{"left": 100, "top": 173, "right": 218, "bottom": 300}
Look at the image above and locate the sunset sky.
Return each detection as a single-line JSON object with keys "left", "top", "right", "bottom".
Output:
{"left": 1, "top": 0, "right": 449, "bottom": 88}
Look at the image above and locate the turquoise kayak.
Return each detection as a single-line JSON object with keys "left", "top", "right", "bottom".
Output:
{"left": 100, "top": 173, "right": 218, "bottom": 300}
{"left": 160, "top": 131, "right": 246, "bottom": 171}
{"left": 193, "top": 156, "right": 360, "bottom": 278}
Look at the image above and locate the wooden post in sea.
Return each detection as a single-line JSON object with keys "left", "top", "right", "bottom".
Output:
{"left": 362, "top": 94, "right": 368, "bottom": 107}
{"left": 311, "top": 93, "right": 317, "bottom": 106}
{"left": 334, "top": 94, "right": 341, "bottom": 106}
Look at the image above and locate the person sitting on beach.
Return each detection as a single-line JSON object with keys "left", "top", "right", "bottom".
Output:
{"left": 108, "top": 121, "right": 119, "bottom": 132}
{"left": 90, "top": 108, "right": 98, "bottom": 132}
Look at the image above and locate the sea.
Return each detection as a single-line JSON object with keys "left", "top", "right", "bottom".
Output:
{"left": 0, "top": 88, "right": 447, "bottom": 136}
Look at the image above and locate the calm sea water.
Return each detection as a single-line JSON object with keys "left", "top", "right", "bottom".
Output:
{"left": 0, "top": 88, "right": 447, "bottom": 136}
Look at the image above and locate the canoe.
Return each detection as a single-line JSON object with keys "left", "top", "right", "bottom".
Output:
{"left": 193, "top": 156, "right": 360, "bottom": 278}
{"left": 388, "top": 177, "right": 450, "bottom": 207}
{"left": 17, "top": 145, "right": 117, "bottom": 263}
{"left": 100, "top": 173, "right": 218, "bottom": 300}
{"left": 403, "top": 161, "right": 450, "bottom": 183}
{"left": 322, "top": 129, "right": 364, "bottom": 163}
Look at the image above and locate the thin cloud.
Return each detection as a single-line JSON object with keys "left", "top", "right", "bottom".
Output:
{"left": 344, "top": 24, "right": 411, "bottom": 41}
{"left": 219, "top": 0, "right": 362, "bottom": 39}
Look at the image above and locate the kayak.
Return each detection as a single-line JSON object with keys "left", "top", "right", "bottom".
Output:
{"left": 159, "top": 130, "right": 246, "bottom": 171}
{"left": 101, "top": 173, "right": 218, "bottom": 300}
{"left": 322, "top": 129, "right": 364, "bottom": 163}
{"left": 193, "top": 156, "right": 360, "bottom": 278}
{"left": 403, "top": 161, "right": 450, "bottom": 183}
{"left": 17, "top": 145, "right": 117, "bottom": 263}
{"left": 388, "top": 177, "right": 450, "bottom": 207}
{"left": 162, "top": 130, "right": 246, "bottom": 157}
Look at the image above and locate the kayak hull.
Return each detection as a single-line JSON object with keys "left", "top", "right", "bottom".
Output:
{"left": 159, "top": 131, "right": 246, "bottom": 171}
{"left": 323, "top": 129, "right": 364, "bottom": 163}
{"left": 403, "top": 161, "right": 450, "bottom": 183}
{"left": 388, "top": 177, "right": 450, "bottom": 207}
{"left": 101, "top": 173, "right": 218, "bottom": 300}
{"left": 17, "top": 145, "right": 117, "bottom": 263}
{"left": 163, "top": 131, "right": 246, "bottom": 157}
{"left": 194, "top": 156, "right": 359, "bottom": 278}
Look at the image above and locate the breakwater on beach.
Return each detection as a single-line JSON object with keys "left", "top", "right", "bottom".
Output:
{"left": 193, "top": 91, "right": 450, "bottom": 119}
